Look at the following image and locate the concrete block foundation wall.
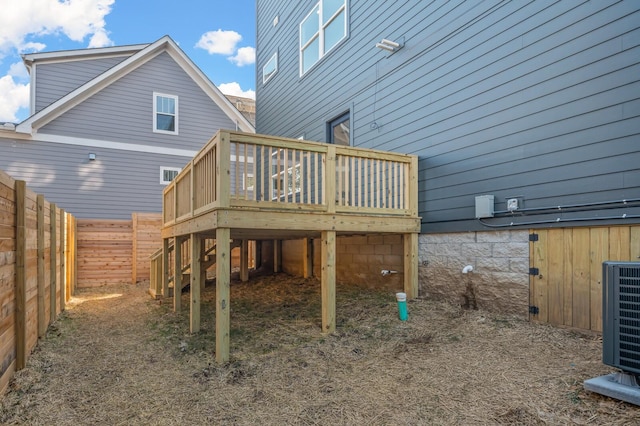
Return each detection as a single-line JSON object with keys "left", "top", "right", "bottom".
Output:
{"left": 419, "top": 230, "right": 530, "bottom": 319}
{"left": 280, "top": 230, "right": 530, "bottom": 318}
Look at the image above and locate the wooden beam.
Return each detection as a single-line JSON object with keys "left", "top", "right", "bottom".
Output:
{"left": 37, "top": 194, "right": 46, "bottom": 338}
{"left": 15, "top": 181, "right": 27, "bottom": 370}
{"left": 162, "top": 238, "right": 170, "bottom": 297}
{"left": 321, "top": 230, "right": 336, "bottom": 334}
{"left": 216, "top": 227, "right": 231, "bottom": 363}
{"left": 49, "top": 204, "right": 57, "bottom": 321}
{"left": 403, "top": 233, "right": 419, "bottom": 299}
{"left": 240, "top": 239, "right": 249, "bottom": 282}
{"left": 190, "top": 234, "right": 202, "bottom": 333}
{"left": 174, "top": 237, "right": 183, "bottom": 312}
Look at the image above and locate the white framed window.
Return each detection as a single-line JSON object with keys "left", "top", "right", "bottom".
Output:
{"left": 153, "top": 93, "right": 178, "bottom": 134}
{"left": 300, "top": 0, "right": 347, "bottom": 75}
{"left": 160, "top": 166, "right": 181, "bottom": 184}
{"left": 263, "top": 52, "right": 278, "bottom": 84}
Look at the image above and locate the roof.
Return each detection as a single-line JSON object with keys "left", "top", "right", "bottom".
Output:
{"left": 16, "top": 35, "right": 255, "bottom": 134}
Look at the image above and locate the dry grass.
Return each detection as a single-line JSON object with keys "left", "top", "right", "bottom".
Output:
{"left": 1, "top": 273, "right": 639, "bottom": 425}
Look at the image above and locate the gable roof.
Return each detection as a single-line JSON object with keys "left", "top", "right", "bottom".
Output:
{"left": 16, "top": 35, "right": 255, "bottom": 134}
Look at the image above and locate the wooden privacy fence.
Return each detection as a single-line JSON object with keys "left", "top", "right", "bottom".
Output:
{"left": 76, "top": 213, "right": 162, "bottom": 287}
{"left": 0, "top": 169, "right": 77, "bottom": 395}
{"left": 530, "top": 225, "right": 640, "bottom": 332}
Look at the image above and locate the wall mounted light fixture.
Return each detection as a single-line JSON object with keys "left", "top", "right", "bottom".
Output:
{"left": 376, "top": 38, "right": 404, "bottom": 53}
{"left": 88, "top": 153, "right": 96, "bottom": 161}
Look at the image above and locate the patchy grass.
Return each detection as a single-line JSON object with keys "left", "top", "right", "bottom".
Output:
{"left": 1, "top": 273, "right": 639, "bottom": 425}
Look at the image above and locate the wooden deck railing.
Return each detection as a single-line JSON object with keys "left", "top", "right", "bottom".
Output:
{"left": 163, "top": 131, "right": 418, "bottom": 226}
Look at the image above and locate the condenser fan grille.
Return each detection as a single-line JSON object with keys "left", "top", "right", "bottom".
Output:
{"left": 610, "top": 264, "right": 640, "bottom": 373}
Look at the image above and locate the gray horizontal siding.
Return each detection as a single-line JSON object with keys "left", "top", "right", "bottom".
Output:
{"left": 34, "top": 56, "right": 129, "bottom": 112}
{"left": 41, "top": 52, "right": 236, "bottom": 152}
{"left": 256, "top": 0, "right": 640, "bottom": 232}
{"left": 0, "top": 137, "right": 190, "bottom": 219}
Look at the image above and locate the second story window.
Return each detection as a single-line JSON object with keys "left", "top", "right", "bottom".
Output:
{"left": 300, "top": 0, "right": 347, "bottom": 75}
{"left": 263, "top": 52, "right": 278, "bottom": 84}
{"left": 154, "top": 93, "right": 178, "bottom": 134}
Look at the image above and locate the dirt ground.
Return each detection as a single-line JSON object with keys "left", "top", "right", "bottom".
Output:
{"left": 0, "top": 273, "right": 639, "bottom": 425}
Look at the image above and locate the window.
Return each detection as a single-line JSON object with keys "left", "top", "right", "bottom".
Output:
{"left": 328, "top": 111, "right": 350, "bottom": 145}
{"left": 153, "top": 93, "right": 178, "bottom": 134}
{"left": 160, "top": 167, "right": 181, "bottom": 184}
{"left": 263, "top": 52, "right": 278, "bottom": 84}
{"left": 300, "top": 0, "right": 347, "bottom": 75}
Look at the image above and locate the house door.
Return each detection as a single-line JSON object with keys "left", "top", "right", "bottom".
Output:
{"left": 529, "top": 226, "right": 640, "bottom": 332}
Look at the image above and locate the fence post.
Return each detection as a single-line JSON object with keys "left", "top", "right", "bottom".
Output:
{"left": 50, "top": 204, "right": 57, "bottom": 321}
{"left": 14, "top": 181, "right": 27, "bottom": 370}
{"left": 132, "top": 213, "right": 138, "bottom": 284}
{"left": 37, "top": 194, "right": 46, "bottom": 338}
{"left": 60, "top": 209, "right": 66, "bottom": 311}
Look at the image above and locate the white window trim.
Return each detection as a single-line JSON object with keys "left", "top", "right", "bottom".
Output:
{"left": 299, "top": 0, "right": 348, "bottom": 76}
{"left": 263, "top": 52, "right": 278, "bottom": 84}
{"left": 153, "top": 92, "right": 179, "bottom": 135}
{"left": 160, "top": 166, "right": 181, "bottom": 185}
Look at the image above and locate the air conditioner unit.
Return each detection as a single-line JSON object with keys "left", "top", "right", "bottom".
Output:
{"left": 584, "top": 261, "right": 640, "bottom": 405}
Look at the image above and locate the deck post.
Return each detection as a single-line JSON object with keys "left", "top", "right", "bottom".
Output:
{"left": 162, "top": 238, "right": 170, "bottom": 297}
{"left": 174, "top": 236, "right": 183, "bottom": 312}
{"left": 303, "top": 238, "right": 312, "bottom": 278}
{"left": 240, "top": 239, "right": 249, "bottom": 282}
{"left": 273, "top": 239, "right": 281, "bottom": 272}
{"left": 190, "top": 233, "right": 202, "bottom": 333}
{"left": 404, "top": 233, "right": 419, "bottom": 299}
{"left": 321, "top": 230, "right": 336, "bottom": 334}
{"left": 216, "top": 227, "right": 231, "bottom": 363}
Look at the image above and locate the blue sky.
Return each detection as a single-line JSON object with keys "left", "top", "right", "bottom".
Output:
{"left": 0, "top": 0, "right": 256, "bottom": 123}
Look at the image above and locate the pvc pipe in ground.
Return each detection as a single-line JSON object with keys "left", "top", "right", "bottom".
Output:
{"left": 396, "top": 292, "right": 408, "bottom": 321}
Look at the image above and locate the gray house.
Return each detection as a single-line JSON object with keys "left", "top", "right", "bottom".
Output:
{"left": 0, "top": 36, "right": 254, "bottom": 219}
{"left": 255, "top": 0, "right": 640, "bottom": 329}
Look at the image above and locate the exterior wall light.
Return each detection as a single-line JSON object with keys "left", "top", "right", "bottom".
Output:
{"left": 88, "top": 153, "right": 96, "bottom": 161}
{"left": 376, "top": 38, "right": 403, "bottom": 52}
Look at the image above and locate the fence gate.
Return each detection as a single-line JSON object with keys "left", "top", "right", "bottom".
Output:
{"left": 529, "top": 226, "right": 640, "bottom": 332}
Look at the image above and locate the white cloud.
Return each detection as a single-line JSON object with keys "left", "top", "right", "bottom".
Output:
{"left": 88, "top": 27, "right": 113, "bottom": 49}
{"left": 0, "top": 75, "right": 29, "bottom": 122}
{"left": 195, "top": 30, "right": 242, "bottom": 55}
{"left": 0, "top": 0, "right": 115, "bottom": 57}
{"left": 218, "top": 82, "right": 255, "bottom": 100}
{"left": 228, "top": 46, "right": 256, "bottom": 67}
{"left": 8, "top": 61, "right": 29, "bottom": 80}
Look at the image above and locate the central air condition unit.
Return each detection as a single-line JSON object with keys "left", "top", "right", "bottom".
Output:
{"left": 584, "top": 261, "right": 640, "bottom": 405}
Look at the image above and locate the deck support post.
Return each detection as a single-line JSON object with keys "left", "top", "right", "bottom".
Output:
{"left": 240, "top": 239, "right": 249, "bottom": 282}
{"left": 273, "top": 239, "right": 281, "bottom": 272}
{"left": 404, "top": 233, "right": 419, "bottom": 299}
{"left": 216, "top": 227, "right": 231, "bottom": 363}
{"left": 321, "top": 230, "right": 336, "bottom": 334}
{"left": 174, "top": 236, "right": 183, "bottom": 312}
{"left": 162, "top": 238, "right": 170, "bottom": 297}
{"left": 189, "top": 233, "right": 202, "bottom": 333}
{"left": 303, "top": 238, "right": 313, "bottom": 278}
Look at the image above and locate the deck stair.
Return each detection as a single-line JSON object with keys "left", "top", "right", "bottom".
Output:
{"left": 149, "top": 238, "right": 241, "bottom": 298}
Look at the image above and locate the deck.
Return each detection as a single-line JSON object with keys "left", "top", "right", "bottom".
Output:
{"left": 157, "top": 130, "right": 420, "bottom": 362}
